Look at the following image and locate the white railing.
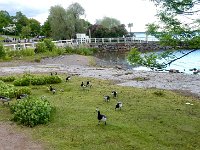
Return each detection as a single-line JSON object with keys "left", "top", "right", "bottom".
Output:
{"left": 3, "top": 37, "right": 158, "bottom": 50}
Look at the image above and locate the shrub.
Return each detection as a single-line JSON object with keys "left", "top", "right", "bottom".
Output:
{"left": 0, "top": 43, "right": 6, "bottom": 58}
{"left": 44, "top": 75, "right": 62, "bottom": 84}
{"left": 35, "top": 42, "right": 47, "bottom": 53}
{"left": 31, "top": 76, "right": 46, "bottom": 85}
{"left": 0, "top": 80, "right": 31, "bottom": 98}
{"left": 13, "top": 74, "right": 62, "bottom": 86}
{"left": 43, "top": 38, "right": 55, "bottom": 51}
{"left": 0, "top": 76, "right": 16, "bottom": 82}
{"left": 13, "top": 76, "right": 31, "bottom": 86}
{"left": 20, "top": 48, "right": 35, "bottom": 56}
{"left": 153, "top": 90, "right": 165, "bottom": 97}
{"left": 10, "top": 97, "right": 52, "bottom": 127}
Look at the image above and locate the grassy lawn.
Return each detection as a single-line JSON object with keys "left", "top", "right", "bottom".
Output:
{"left": 0, "top": 74, "right": 200, "bottom": 150}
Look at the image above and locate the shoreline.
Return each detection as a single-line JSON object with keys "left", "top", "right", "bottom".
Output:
{"left": 0, "top": 54, "right": 200, "bottom": 99}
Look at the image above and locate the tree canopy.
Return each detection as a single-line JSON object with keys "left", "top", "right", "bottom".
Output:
{"left": 128, "top": 0, "right": 200, "bottom": 69}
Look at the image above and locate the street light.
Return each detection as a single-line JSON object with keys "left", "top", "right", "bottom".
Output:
{"left": 128, "top": 23, "right": 133, "bottom": 36}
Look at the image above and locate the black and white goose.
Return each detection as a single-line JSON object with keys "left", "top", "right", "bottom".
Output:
{"left": 81, "top": 82, "right": 86, "bottom": 89}
{"left": 49, "top": 85, "right": 56, "bottom": 94}
{"left": 16, "top": 94, "right": 28, "bottom": 100}
{"left": 96, "top": 108, "right": 107, "bottom": 125}
{"left": 104, "top": 95, "right": 110, "bottom": 102}
{"left": 66, "top": 76, "right": 71, "bottom": 82}
{"left": 112, "top": 91, "right": 117, "bottom": 98}
{"left": 86, "top": 81, "right": 92, "bottom": 88}
{"left": 0, "top": 96, "right": 11, "bottom": 104}
{"left": 115, "top": 101, "right": 123, "bottom": 110}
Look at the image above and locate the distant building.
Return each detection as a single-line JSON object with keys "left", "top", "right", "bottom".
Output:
{"left": 76, "top": 33, "right": 89, "bottom": 43}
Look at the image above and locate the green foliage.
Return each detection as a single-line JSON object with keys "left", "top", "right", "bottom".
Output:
{"left": 11, "top": 97, "right": 52, "bottom": 127}
{"left": 13, "top": 74, "right": 62, "bottom": 86}
{"left": 35, "top": 42, "right": 47, "bottom": 53}
{"left": 44, "top": 75, "right": 62, "bottom": 84}
{"left": 0, "top": 80, "right": 31, "bottom": 98}
{"left": 19, "top": 48, "right": 35, "bottom": 56}
{"left": 0, "top": 76, "right": 200, "bottom": 149}
{"left": 0, "top": 43, "right": 6, "bottom": 58}
{"left": 127, "top": 48, "right": 167, "bottom": 69}
{"left": 0, "top": 76, "right": 15, "bottom": 82}
{"left": 43, "top": 38, "right": 55, "bottom": 51}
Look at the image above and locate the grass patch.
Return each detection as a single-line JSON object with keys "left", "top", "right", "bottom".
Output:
{"left": 0, "top": 74, "right": 200, "bottom": 149}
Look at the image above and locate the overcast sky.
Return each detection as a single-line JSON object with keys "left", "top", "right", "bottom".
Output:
{"left": 0, "top": 0, "right": 159, "bottom": 31}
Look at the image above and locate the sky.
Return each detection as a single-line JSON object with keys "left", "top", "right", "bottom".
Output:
{"left": 0, "top": 0, "right": 159, "bottom": 32}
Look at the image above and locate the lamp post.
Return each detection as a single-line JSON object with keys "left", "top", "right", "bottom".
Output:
{"left": 128, "top": 23, "right": 133, "bottom": 36}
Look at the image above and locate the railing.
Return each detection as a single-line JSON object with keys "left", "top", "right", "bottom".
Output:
{"left": 3, "top": 37, "right": 158, "bottom": 50}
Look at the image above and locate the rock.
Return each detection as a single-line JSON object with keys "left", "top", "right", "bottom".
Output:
{"left": 116, "top": 65, "right": 122, "bottom": 69}
{"left": 169, "top": 69, "right": 180, "bottom": 73}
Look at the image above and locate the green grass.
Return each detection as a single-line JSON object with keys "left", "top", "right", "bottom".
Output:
{"left": 0, "top": 75, "right": 200, "bottom": 150}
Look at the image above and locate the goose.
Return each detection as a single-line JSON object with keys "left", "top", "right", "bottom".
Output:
{"left": 86, "top": 81, "right": 92, "bottom": 88}
{"left": 0, "top": 96, "right": 11, "bottom": 104}
{"left": 96, "top": 108, "right": 107, "bottom": 125}
{"left": 81, "top": 82, "right": 86, "bottom": 89}
{"left": 66, "top": 76, "right": 71, "bottom": 82}
{"left": 115, "top": 101, "right": 123, "bottom": 110}
{"left": 112, "top": 91, "right": 117, "bottom": 98}
{"left": 49, "top": 85, "right": 56, "bottom": 94}
{"left": 104, "top": 96, "right": 110, "bottom": 102}
{"left": 16, "top": 94, "right": 28, "bottom": 100}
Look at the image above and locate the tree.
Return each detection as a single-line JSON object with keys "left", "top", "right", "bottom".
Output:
{"left": 48, "top": 5, "right": 71, "bottom": 40}
{"left": 28, "top": 18, "right": 41, "bottom": 37}
{"left": 14, "top": 11, "right": 29, "bottom": 34}
{"left": 96, "top": 17, "right": 121, "bottom": 29}
{"left": 48, "top": 3, "right": 87, "bottom": 40}
{"left": 21, "top": 26, "right": 31, "bottom": 38}
{"left": 41, "top": 19, "right": 51, "bottom": 37}
{"left": 128, "top": 0, "right": 200, "bottom": 69}
{"left": 0, "top": 10, "right": 11, "bottom": 34}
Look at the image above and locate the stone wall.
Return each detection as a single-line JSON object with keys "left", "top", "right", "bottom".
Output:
{"left": 90, "top": 42, "right": 172, "bottom": 52}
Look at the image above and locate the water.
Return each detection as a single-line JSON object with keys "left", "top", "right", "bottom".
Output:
{"left": 133, "top": 32, "right": 159, "bottom": 41}
{"left": 95, "top": 50, "right": 200, "bottom": 74}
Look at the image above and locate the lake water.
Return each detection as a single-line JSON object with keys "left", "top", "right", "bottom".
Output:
{"left": 94, "top": 50, "right": 200, "bottom": 74}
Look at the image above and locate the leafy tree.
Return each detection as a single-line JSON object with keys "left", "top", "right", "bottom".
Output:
{"left": 28, "top": 18, "right": 41, "bottom": 37}
{"left": 96, "top": 17, "right": 121, "bottom": 29}
{"left": 14, "top": 11, "right": 29, "bottom": 34}
{"left": 21, "top": 26, "right": 31, "bottom": 38}
{"left": 41, "top": 19, "right": 51, "bottom": 37}
{"left": 128, "top": 0, "right": 200, "bottom": 69}
{"left": 0, "top": 10, "right": 11, "bottom": 34}
{"left": 48, "top": 5, "right": 70, "bottom": 40}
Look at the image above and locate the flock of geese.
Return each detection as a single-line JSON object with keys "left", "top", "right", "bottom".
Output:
{"left": 0, "top": 72, "right": 123, "bottom": 125}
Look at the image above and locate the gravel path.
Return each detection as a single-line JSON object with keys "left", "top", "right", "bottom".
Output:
{"left": 0, "top": 54, "right": 200, "bottom": 150}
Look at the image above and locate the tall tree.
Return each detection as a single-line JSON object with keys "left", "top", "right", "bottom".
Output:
{"left": 41, "top": 19, "right": 51, "bottom": 37}
{"left": 128, "top": 0, "right": 200, "bottom": 69}
{"left": 96, "top": 17, "right": 121, "bottom": 29}
{"left": 48, "top": 5, "right": 71, "bottom": 40}
{"left": 28, "top": 18, "right": 41, "bottom": 37}
{"left": 0, "top": 10, "right": 11, "bottom": 34}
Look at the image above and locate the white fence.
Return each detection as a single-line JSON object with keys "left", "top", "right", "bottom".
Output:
{"left": 3, "top": 37, "right": 158, "bottom": 50}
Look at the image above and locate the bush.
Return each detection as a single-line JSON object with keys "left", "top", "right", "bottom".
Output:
{"left": 0, "top": 80, "right": 31, "bottom": 98}
{"left": 13, "top": 74, "right": 62, "bottom": 86}
{"left": 11, "top": 97, "right": 52, "bottom": 127}
{"left": 43, "top": 38, "right": 55, "bottom": 51}
{"left": 20, "top": 48, "right": 35, "bottom": 56}
{"left": 0, "top": 76, "right": 16, "bottom": 82}
{"left": 44, "top": 75, "right": 62, "bottom": 84}
{"left": 31, "top": 76, "right": 46, "bottom": 85}
{"left": 35, "top": 42, "right": 47, "bottom": 53}
{"left": 0, "top": 43, "right": 6, "bottom": 58}
{"left": 13, "top": 76, "right": 31, "bottom": 86}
